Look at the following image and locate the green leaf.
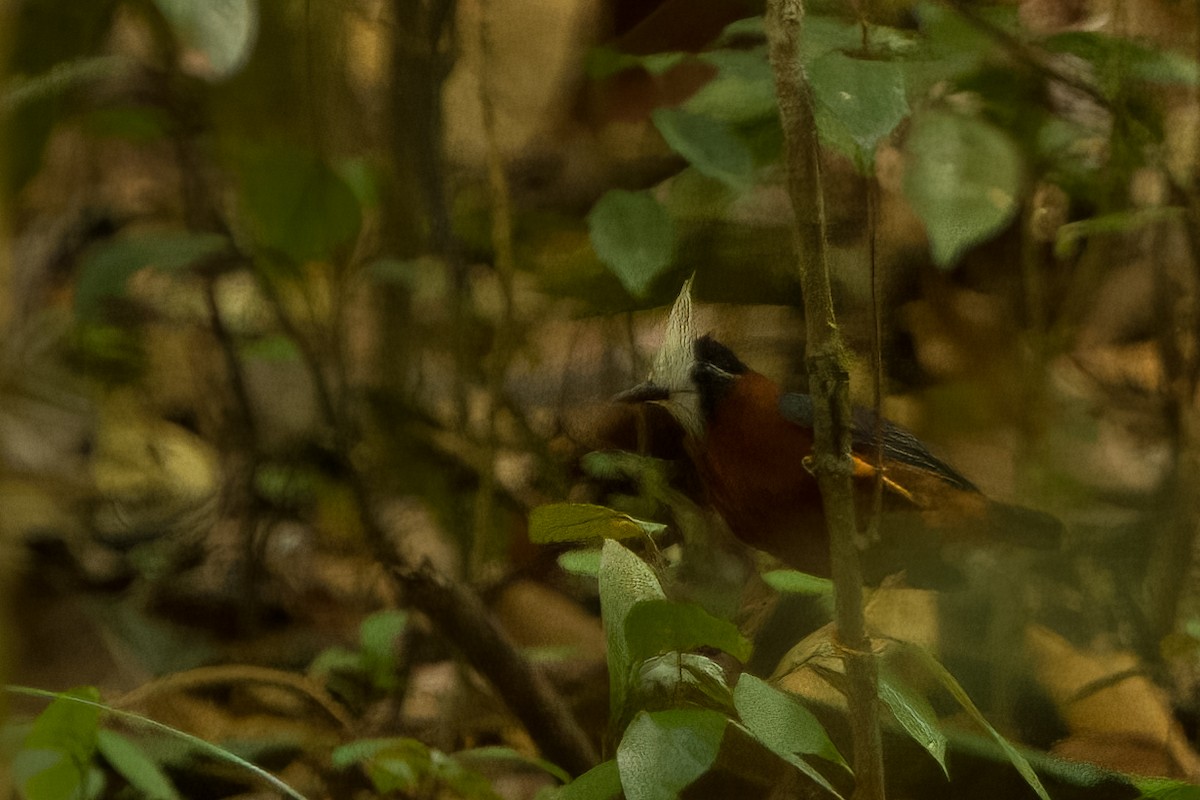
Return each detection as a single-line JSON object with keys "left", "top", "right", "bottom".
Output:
{"left": 5, "top": 685, "right": 305, "bottom": 800}
{"left": 12, "top": 749, "right": 78, "bottom": 800}
{"left": 238, "top": 146, "right": 363, "bottom": 265}
{"left": 75, "top": 232, "right": 229, "bottom": 319}
{"left": 900, "top": 641, "right": 1050, "bottom": 800}
{"left": 1133, "top": 777, "right": 1200, "bottom": 799}
{"left": 903, "top": 109, "right": 1023, "bottom": 267}
{"left": 617, "top": 710, "right": 726, "bottom": 800}
{"left": 584, "top": 47, "right": 687, "bottom": 79}
{"left": 24, "top": 686, "right": 101, "bottom": 762}
{"left": 332, "top": 738, "right": 431, "bottom": 793}
{"left": 429, "top": 750, "right": 503, "bottom": 800}
{"left": 1044, "top": 32, "right": 1200, "bottom": 93}
{"left": 599, "top": 540, "right": 666, "bottom": 725}
{"left": 762, "top": 570, "right": 834, "bottom": 597}
{"left": 557, "top": 759, "right": 622, "bottom": 800}
{"left": 587, "top": 190, "right": 675, "bottom": 298}
{"left": 652, "top": 108, "right": 755, "bottom": 189}
{"left": 809, "top": 52, "right": 908, "bottom": 173}
{"left": 96, "top": 730, "right": 180, "bottom": 800}
{"left": 877, "top": 662, "right": 948, "bottom": 778}
{"left": 632, "top": 653, "right": 733, "bottom": 714}
{"left": 687, "top": 50, "right": 777, "bottom": 124}
{"left": 456, "top": 745, "right": 571, "bottom": 785}
{"left": 1055, "top": 207, "right": 1186, "bottom": 259}
{"left": 734, "top": 675, "right": 846, "bottom": 770}
{"left": 624, "top": 600, "right": 752, "bottom": 664}
{"left": 557, "top": 549, "right": 602, "bottom": 578}
{"left": 530, "top": 504, "right": 665, "bottom": 544}
{"left": 152, "top": 0, "right": 258, "bottom": 81}
{"left": 359, "top": 610, "right": 408, "bottom": 691}
{"left": 19, "top": 686, "right": 102, "bottom": 800}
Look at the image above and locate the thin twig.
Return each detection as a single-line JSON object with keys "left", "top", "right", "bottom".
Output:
{"left": 765, "top": 1, "right": 886, "bottom": 797}
{"left": 471, "top": 0, "right": 520, "bottom": 581}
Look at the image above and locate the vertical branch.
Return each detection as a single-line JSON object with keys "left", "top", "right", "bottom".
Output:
{"left": 765, "top": 2, "right": 886, "bottom": 798}
{"left": 470, "top": 0, "right": 518, "bottom": 580}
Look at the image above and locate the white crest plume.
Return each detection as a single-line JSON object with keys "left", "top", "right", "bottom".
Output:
{"left": 647, "top": 276, "right": 696, "bottom": 393}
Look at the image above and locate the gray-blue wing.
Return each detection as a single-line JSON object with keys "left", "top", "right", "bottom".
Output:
{"left": 778, "top": 393, "right": 978, "bottom": 492}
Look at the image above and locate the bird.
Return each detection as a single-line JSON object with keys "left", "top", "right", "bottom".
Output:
{"left": 615, "top": 281, "right": 1062, "bottom": 582}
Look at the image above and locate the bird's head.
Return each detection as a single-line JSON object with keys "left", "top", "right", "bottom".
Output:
{"left": 615, "top": 279, "right": 747, "bottom": 439}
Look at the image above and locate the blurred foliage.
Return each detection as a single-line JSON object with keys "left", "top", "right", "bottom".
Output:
{"left": 3, "top": 0, "right": 1200, "bottom": 797}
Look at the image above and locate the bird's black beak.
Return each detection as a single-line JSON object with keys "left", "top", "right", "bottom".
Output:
{"left": 613, "top": 381, "right": 670, "bottom": 404}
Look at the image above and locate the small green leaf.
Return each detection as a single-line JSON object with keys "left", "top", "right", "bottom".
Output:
{"left": 599, "top": 540, "right": 666, "bottom": 725}
{"left": 1055, "top": 207, "right": 1186, "bottom": 260}
{"left": 625, "top": 600, "right": 752, "bottom": 664}
{"left": 687, "top": 50, "right": 777, "bottom": 124}
{"left": 877, "top": 663, "right": 948, "bottom": 778}
{"left": 617, "top": 710, "right": 726, "bottom": 800}
{"left": 238, "top": 146, "right": 363, "bottom": 265}
{"left": 456, "top": 745, "right": 571, "bottom": 785}
{"left": 585, "top": 47, "right": 686, "bottom": 79}
{"left": 762, "top": 570, "right": 834, "bottom": 597}
{"left": 557, "top": 759, "right": 622, "bottom": 800}
{"left": 632, "top": 653, "right": 733, "bottom": 714}
{"left": 734, "top": 675, "right": 846, "bottom": 770}
{"left": 1044, "top": 31, "right": 1200, "bottom": 93}
{"left": 359, "top": 610, "right": 408, "bottom": 691}
{"left": 652, "top": 108, "right": 755, "bottom": 189}
{"left": 24, "top": 686, "right": 101, "bottom": 762}
{"left": 152, "top": 0, "right": 257, "bottom": 80}
{"left": 900, "top": 641, "right": 1050, "bottom": 800}
{"left": 20, "top": 686, "right": 103, "bottom": 800}
{"left": 75, "top": 233, "right": 229, "bottom": 319}
{"left": 96, "top": 730, "right": 180, "bottom": 800}
{"left": 557, "top": 549, "right": 602, "bottom": 578}
{"left": 530, "top": 504, "right": 665, "bottom": 544}
{"left": 587, "top": 190, "right": 675, "bottom": 298}
{"left": 903, "top": 109, "right": 1023, "bottom": 267}
{"left": 333, "top": 737, "right": 434, "bottom": 794}
{"left": 809, "top": 52, "right": 908, "bottom": 173}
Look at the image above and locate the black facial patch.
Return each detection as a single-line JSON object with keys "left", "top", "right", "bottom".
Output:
{"left": 692, "top": 335, "right": 747, "bottom": 420}
{"left": 694, "top": 335, "right": 747, "bottom": 375}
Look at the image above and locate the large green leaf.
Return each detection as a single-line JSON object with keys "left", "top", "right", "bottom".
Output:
{"left": 652, "top": 108, "right": 755, "bottom": 189}
{"left": 809, "top": 52, "right": 908, "bottom": 173}
{"left": 587, "top": 189, "right": 675, "bottom": 298}
{"left": 238, "top": 146, "right": 363, "bottom": 265}
{"left": 624, "top": 599, "right": 752, "bottom": 664}
{"left": 903, "top": 109, "right": 1023, "bottom": 267}
{"left": 75, "top": 232, "right": 230, "bottom": 319}
{"left": 530, "top": 504, "right": 665, "bottom": 544}
{"left": 599, "top": 540, "right": 666, "bottom": 725}
{"left": 616, "top": 709, "right": 726, "bottom": 800}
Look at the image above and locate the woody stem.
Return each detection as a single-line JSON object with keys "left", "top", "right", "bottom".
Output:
{"left": 765, "top": 1, "right": 887, "bottom": 798}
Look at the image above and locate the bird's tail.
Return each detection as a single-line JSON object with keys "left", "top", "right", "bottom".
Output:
{"left": 985, "top": 501, "right": 1064, "bottom": 550}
